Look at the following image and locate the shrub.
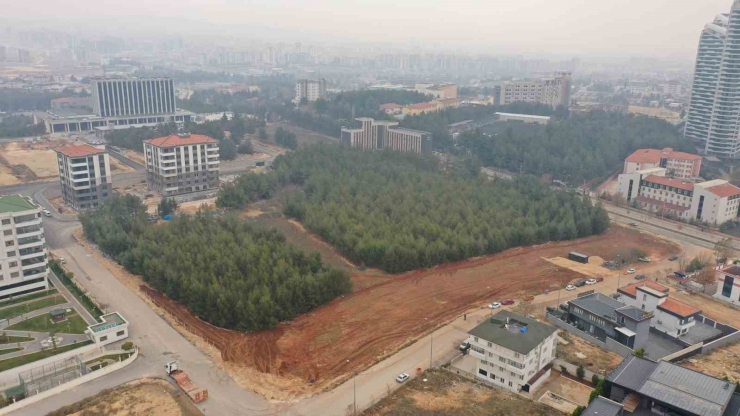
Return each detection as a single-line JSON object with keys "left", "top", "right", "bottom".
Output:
{"left": 576, "top": 365, "right": 585, "bottom": 379}
{"left": 121, "top": 342, "right": 134, "bottom": 351}
{"left": 592, "top": 374, "right": 601, "bottom": 385}
{"left": 632, "top": 348, "right": 646, "bottom": 358}
{"left": 560, "top": 364, "right": 569, "bottom": 374}
{"left": 571, "top": 406, "right": 585, "bottom": 416}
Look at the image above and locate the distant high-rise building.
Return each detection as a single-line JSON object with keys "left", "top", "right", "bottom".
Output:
{"left": 499, "top": 72, "right": 571, "bottom": 109}
{"left": 91, "top": 77, "right": 177, "bottom": 117}
{"left": 685, "top": 12, "right": 729, "bottom": 152}
{"left": 294, "top": 79, "right": 326, "bottom": 103}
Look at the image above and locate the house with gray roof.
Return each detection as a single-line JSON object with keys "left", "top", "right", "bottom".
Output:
{"left": 583, "top": 396, "right": 624, "bottom": 416}
{"left": 567, "top": 292, "right": 653, "bottom": 350}
{"left": 604, "top": 355, "right": 740, "bottom": 416}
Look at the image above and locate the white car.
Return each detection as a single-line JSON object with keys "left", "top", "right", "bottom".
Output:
{"left": 42, "top": 209, "right": 52, "bottom": 217}
{"left": 638, "top": 257, "right": 651, "bottom": 262}
{"left": 565, "top": 285, "right": 576, "bottom": 291}
{"left": 488, "top": 302, "right": 501, "bottom": 309}
{"left": 627, "top": 268, "right": 636, "bottom": 274}
{"left": 585, "top": 279, "right": 597, "bottom": 285}
{"left": 396, "top": 373, "right": 409, "bottom": 383}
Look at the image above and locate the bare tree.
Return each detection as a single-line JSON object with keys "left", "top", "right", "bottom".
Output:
{"left": 714, "top": 237, "right": 733, "bottom": 263}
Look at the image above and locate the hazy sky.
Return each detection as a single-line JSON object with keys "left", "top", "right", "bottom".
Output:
{"left": 4, "top": 0, "right": 735, "bottom": 59}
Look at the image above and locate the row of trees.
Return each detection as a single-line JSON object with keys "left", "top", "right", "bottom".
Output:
{"left": 457, "top": 110, "right": 694, "bottom": 184}
{"left": 274, "top": 127, "right": 298, "bottom": 149}
{"left": 217, "top": 144, "right": 610, "bottom": 273}
{"left": 0, "top": 89, "right": 87, "bottom": 112}
{"left": 0, "top": 115, "right": 46, "bottom": 138}
{"left": 79, "top": 195, "right": 351, "bottom": 331}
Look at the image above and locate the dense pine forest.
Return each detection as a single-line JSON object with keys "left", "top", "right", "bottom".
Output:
{"left": 217, "top": 145, "right": 611, "bottom": 273}
{"left": 80, "top": 195, "right": 351, "bottom": 331}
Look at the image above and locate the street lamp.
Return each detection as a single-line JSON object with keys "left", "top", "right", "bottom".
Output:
{"left": 346, "top": 359, "right": 356, "bottom": 416}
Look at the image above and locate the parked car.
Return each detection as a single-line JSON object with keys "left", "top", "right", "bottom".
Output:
{"left": 459, "top": 341, "right": 471, "bottom": 352}
{"left": 546, "top": 306, "right": 558, "bottom": 313}
{"left": 595, "top": 276, "right": 604, "bottom": 282}
{"left": 559, "top": 302, "right": 570, "bottom": 311}
{"left": 638, "top": 257, "right": 651, "bottom": 262}
{"left": 42, "top": 209, "right": 52, "bottom": 217}
{"left": 488, "top": 302, "right": 501, "bottom": 309}
{"left": 565, "top": 285, "right": 576, "bottom": 291}
{"left": 669, "top": 255, "right": 679, "bottom": 261}
{"left": 396, "top": 373, "right": 410, "bottom": 383}
{"left": 585, "top": 278, "right": 597, "bottom": 285}
{"left": 575, "top": 280, "right": 587, "bottom": 287}
{"left": 501, "top": 299, "right": 515, "bottom": 305}
{"left": 627, "top": 268, "right": 636, "bottom": 274}
{"left": 629, "top": 222, "right": 638, "bottom": 227}
{"left": 635, "top": 274, "right": 646, "bottom": 280}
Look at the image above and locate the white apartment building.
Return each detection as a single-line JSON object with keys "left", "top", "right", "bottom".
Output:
{"left": 0, "top": 195, "right": 48, "bottom": 300}
{"left": 340, "top": 118, "right": 432, "bottom": 155}
{"left": 143, "top": 134, "right": 220, "bottom": 196}
{"left": 55, "top": 145, "right": 112, "bottom": 210}
{"left": 691, "top": 179, "right": 740, "bottom": 224}
{"left": 617, "top": 282, "right": 700, "bottom": 338}
{"left": 499, "top": 72, "right": 571, "bottom": 109}
{"left": 630, "top": 174, "right": 695, "bottom": 220}
{"left": 294, "top": 79, "right": 327, "bottom": 103}
{"left": 623, "top": 148, "right": 702, "bottom": 179}
{"left": 715, "top": 264, "right": 740, "bottom": 306}
{"left": 467, "top": 311, "right": 557, "bottom": 393}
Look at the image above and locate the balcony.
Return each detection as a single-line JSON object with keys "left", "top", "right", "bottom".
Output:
{"left": 18, "top": 236, "right": 43, "bottom": 248}
{"left": 16, "top": 225, "right": 43, "bottom": 236}
{"left": 21, "top": 255, "right": 46, "bottom": 269}
{"left": 13, "top": 214, "right": 39, "bottom": 225}
{"left": 23, "top": 266, "right": 47, "bottom": 278}
{"left": 19, "top": 247, "right": 45, "bottom": 260}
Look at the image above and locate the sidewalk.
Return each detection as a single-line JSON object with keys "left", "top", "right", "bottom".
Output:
{"left": 47, "top": 271, "right": 97, "bottom": 326}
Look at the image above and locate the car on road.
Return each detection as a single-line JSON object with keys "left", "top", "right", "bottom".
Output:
{"left": 595, "top": 276, "right": 604, "bottom": 282}
{"left": 635, "top": 274, "right": 646, "bottom": 280}
{"left": 575, "top": 280, "right": 587, "bottom": 287}
{"left": 638, "top": 257, "right": 651, "bottom": 262}
{"left": 565, "top": 285, "right": 576, "bottom": 291}
{"left": 559, "top": 301, "right": 569, "bottom": 311}
{"left": 627, "top": 268, "right": 636, "bottom": 274}
{"left": 396, "top": 373, "right": 410, "bottom": 383}
{"left": 488, "top": 302, "right": 501, "bottom": 309}
{"left": 459, "top": 341, "right": 471, "bottom": 352}
{"left": 501, "top": 299, "right": 515, "bottom": 305}
{"left": 42, "top": 209, "right": 52, "bottom": 217}
{"left": 669, "top": 255, "right": 679, "bottom": 261}
{"left": 585, "top": 278, "right": 597, "bottom": 285}
{"left": 629, "top": 222, "right": 638, "bottom": 227}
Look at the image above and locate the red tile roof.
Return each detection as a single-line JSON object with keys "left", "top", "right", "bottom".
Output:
{"left": 56, "top": 144, "right": 106, "bottom": 157}
{"left": 625, "top": 148, "right": 702, "bottom": 164}
{"left": 144, "top": 134, "right": 217, "bottom": 147}
{"left": 407, "top": 102, "right": 438, "bottom": 110}
{"left": 642, "top": 175, "right": 694, "bottom": 191}
{"left": 619, "top": 282, "right": 670, "bottom": 298}
{"left": 658, "top": 297, "right": 700, "bottom": 317}
{"left": 379, "top": 103, "right": 402, "bottom": 110}
{"left": 706, "top": 183, "right": 740, "bottom": 198}
{"left": 634, "top": 195, "right": 691, "bottom": 212}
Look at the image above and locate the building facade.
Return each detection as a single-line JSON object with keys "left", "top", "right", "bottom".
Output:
{"left": 499, "top": 72, "right": 571, "bottom": 108}
{"left": 467, "top": 311, "right": 557, "bottom": 393}
{"left": 92, "top": 78, "right": 176, "bottom": 117}
{"left": 617, "top": 282, "right": 700, "bottom": 338}
{"left": 0, "top": 195, "right": 48, "bottom": 300}
{"left": 340, "top": 118, "right": 432, "bottom": 155}
{"left": 294, "top": 79, "right": 326, "bottom": 103}
{"left": 715, "top": 264, "right": 740, "bottom": 305}
{"left": 55, "top": 145, "right": 112, "bottom": 210}
{"left": 143, "top": 134, "right": 220, "bottom": 196}
{"left": 623, "top": 148, "right": 702, "bottom": 179}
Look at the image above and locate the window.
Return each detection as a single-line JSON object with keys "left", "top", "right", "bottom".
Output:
{"left": 6, "top": 251, "right": 15, "bottom": 258}
{"left": 473, "top": 337, "right": 478, "bottom": 343}
{"left": 9, "top": 262, "right": 16, "bottom": 268}
{"left": 3, "top": 230, "right": 11, "bottom": 236}
{"left": 499, "top": 357, "right": 506, "bottom": 363}
{"left": 1, "top": 220, "right": 9, "bottom": 225}
{"left": 487, "top": 341, "right": 492, "bottom": 347}
{"left": 643, "top": 294, "right": 647, "bottom": 301}
{"left": 10, "top": 272, "right": 18, "bottom": 278}
{"left": 116, "top": 330, "right": 125, "bottom": 337}
{"left": 100, "top": 335, "right": 108, "bottom": 342}
{"left": 478, "top": 368, "right": 488, "bottom": 377}
{"left": 509, "top": 381, "right": 513, "bottom": 387}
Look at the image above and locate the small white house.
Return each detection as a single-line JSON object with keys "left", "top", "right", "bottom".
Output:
{"left": 86, "top": 312, "right": 129, "bottom": 346}
{"left": 716, "top": 265, "right": 740, "bottom": 306}
{"left": 617, "top": 282, "right": 700, "bottom": 338}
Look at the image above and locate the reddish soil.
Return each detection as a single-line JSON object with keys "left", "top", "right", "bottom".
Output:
{"left": 141, "top": 226, "right": 678, "bottom": 394}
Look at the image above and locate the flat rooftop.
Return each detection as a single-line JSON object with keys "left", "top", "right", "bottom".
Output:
{"left": 495, "top": 112, "right": 551, "bottom": 120}
{"left": 468, "top": 310, "right": 557, "bottom": 355}
{"left": 0, "top": 195, "right": 37, "bottom": 214}
{"left": 89, "top": 312, "right": 127, "bottom": 333}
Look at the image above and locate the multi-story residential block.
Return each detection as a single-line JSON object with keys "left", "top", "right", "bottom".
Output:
{"left": 692, "top": 179, "right": 740, "bottom": 224}
{"left": 143, "top": 134, "right": 220, "bottom": 196}
{"left": 715, "top": 264, "right": 740, "bottom": 306}
{"left": 340, "top": 118, "right": 432, "bottom": 155}
{"left": 630, "top": 174, "right": 696, "bottom": 220}
{"left": 294, "top": 79, "right": 326, "bottom": 103}
{"left": 0, "top": 195, "right": 48, "bottom": 300}
{"left": 55, "top": 145, "right": 112, "bottom": 210}
{"left": 567, "top": 292, "right": 653, "bottom": 350}
{"left": 466, "top": 311, "right": 557, "bottom": 393}
{"left": 616, "top": 282, "right": 700, "bottom": 338}
{"left": 499, "top": 72, "right": 571, "bottom": 108}
{"left": 623, "top": 148, "right": 702, "bottom": 179}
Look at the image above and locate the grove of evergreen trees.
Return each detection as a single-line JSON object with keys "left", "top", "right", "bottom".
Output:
{"left": 0, "top": 115, "right": 46, "bottom": 138}
{"left": 80, "top": 195, "right": 351, "bottom": 331}
{"left": 217, "top": 144, "right": 610, "bottom": 273}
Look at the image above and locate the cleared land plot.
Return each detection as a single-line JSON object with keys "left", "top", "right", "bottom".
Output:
{"left": 7, "top": 313, "right": 88, "bottom": 334}
{"left": 0, "top": 141, "right": 59, "bottom": 181}
{"left": 534, "top": 372, "right": 592, "bottom": 414}
{"left": 0, "top": 295, "right": 67, "bottom": 321}
{"left": 108, "top": 157, "right": 134, "bottom": 173}
{"left": 363, "top": 369, "right": 561, "bottom": 416}
{"left": 46, "top": 378, "right": 202, "bottom": 416}
{"left": 556, "top": 332, "right": 623, "bottom": 376}
{"left": 140, "top": 225, "right": 678, "bottom": 398}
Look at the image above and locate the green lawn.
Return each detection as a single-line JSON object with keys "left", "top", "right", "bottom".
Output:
{"left": 0, "top": 295, "right": 68, "bottom": 321}
{"left": 0, "top": 335, "right": 33, "bottom": 344}
{"left": 0, "top": 348, "right": 22, "bottom": 356}
{"left": 7, "top": 313, "right": 89, "bottom": 334}
{"left": 0, "top": 341, "right": 92, "bottom": 372}
{"left": 0, "top": 289, "right": 58, "bottom": 310}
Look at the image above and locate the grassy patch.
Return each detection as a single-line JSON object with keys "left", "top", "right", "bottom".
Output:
{"left": 7, "top": 313, "right": 89, "bottom": 334}
{"left": 0, "top": 335, "right": 33, "bottom": 344}
{"left": 0, "top": 295, "right": 67, "bottom": 321}
{"left": 0, "top": 341, "right": 92, "bottom": 372}
{"left": 0, "top": 289, "right": 58, "bottom": 309}
{"left": 0, "top": 348, "right": 22, "bottom": 356}
{"left": 49, "top": 261, "right": 103, "bottom": 321}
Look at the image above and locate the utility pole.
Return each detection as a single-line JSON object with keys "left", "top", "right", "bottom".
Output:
{"left": 429, "top": 331, "right": 434, "bottom": 369}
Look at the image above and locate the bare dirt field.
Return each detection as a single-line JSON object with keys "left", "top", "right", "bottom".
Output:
{"left": 363, "top": 369, "right": 561, "bottom": 416}
{"left": 45, "top": 378, "right": 202, "bottom": 416}
{"left": 137, "top": 221, "right": 677, "bottom": 399}
{"left": 556, "top": 332, "right": 623, "bottom": 376}
{"left": 121, "top": 150, "right": 147, "bottom": 167}
{"left": 534, "top": 372, "right": 592, "bottom": 414}
{"left": 263, "top": 122, "right": 338, "bottom": 148}
{"left": 0, "top": 140, "right": 65, "bottom": 184}
{"left": 108, "top": 157, "right": 134, "bottom": 173}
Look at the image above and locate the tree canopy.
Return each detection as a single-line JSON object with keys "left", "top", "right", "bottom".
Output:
{"left": 218, "top": 144, "right": 610, "bottom": 273}
{"left": 0, "top": 115, "right": 46, "bottom": 138}
{"left": 80, "top": 195, "right": 351, "bottom": 331}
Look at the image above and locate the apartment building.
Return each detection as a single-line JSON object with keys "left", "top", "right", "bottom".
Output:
{"left": 0, "top": 195, "right": 48, "bottom": 300}
{"left": 55, "top": 145, "right": 112, "bottom": 210}
{"left": 617, "top": 282, "right": 701, "bottom": 338}
{"left": 467, "top": 311, "right": 557, "bottom": 393}
{"left": 143, "top": 134, "right": 220, "bottom": 196}
{"left": 623, "top": 148, "right": 702, "bottom": 179}
{"left": 691, "top": 179, "right": 740, "bottom": 224}
{"left": 632, "top": 174, "right": 695, "bottom": 220}
{"left": 340, "top": 118, "right": 432, "bottom": 155}
{"left": 715, "top": 264, "right": 740, "bottom": 306}
{"left": 294, "top": 79, "right": 326, "bottom": 103}
{"left": 499, "top": 72, "right": 572, "bottom": 109}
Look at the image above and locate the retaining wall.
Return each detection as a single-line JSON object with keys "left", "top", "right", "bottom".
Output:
{"left": 547, "top": 313, "right": 634, "bottom": 358}
{"left": 553, "top": 358, "right": 598, "bottom": 381}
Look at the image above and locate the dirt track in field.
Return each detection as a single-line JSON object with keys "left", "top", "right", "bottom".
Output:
{"left": 141, "top": 225, "right": 678, "bottom": 396}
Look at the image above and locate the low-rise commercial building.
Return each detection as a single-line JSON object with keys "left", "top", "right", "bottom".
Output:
{"left": 494, "top": 112, "right": 551, "bottom": 125}
{"left": 143, "top": 134, "right": 220, "bottom": 196}
{"left": 340, "top": 118, "right": 432, "bottom": 155}
{"left": 86, "top": 312, "right": 129, "bottom": 346}
{"left": 55, "top": 145, "right": 112, "bottom": 210}
{"left": 466, "top": 311, "right": 557, "bottom": 393}
{"left": 0, "top": 195, "right": 48, "bottom": 300}
{"left": 623, "top": 148, "right": 702, "bottom": 179}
